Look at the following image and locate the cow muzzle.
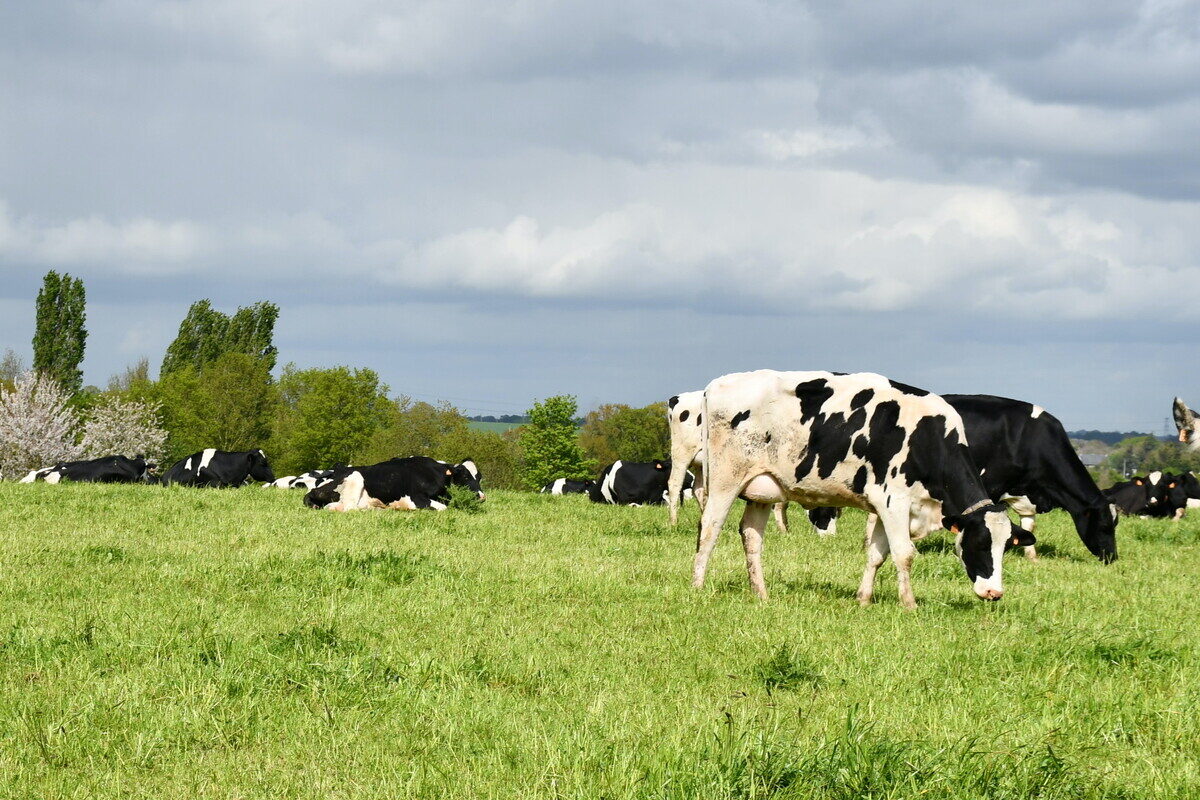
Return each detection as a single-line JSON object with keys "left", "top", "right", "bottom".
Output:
{"left": 477, "top": 492, "right": 486, "bottom": 501}
{"left": 973, "top": 578, "right": 1004, "bottom": 601}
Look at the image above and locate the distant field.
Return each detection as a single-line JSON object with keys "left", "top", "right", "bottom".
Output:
{"left": 467, "top": 420, "right": 523, "bottom": 433}
{"left": 1, "top": 484, "right": 1198, "bottom": 798}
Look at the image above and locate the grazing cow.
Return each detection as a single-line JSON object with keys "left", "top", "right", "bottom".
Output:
{"left": 160, "top": 449, "right": 276, "bottom": 487}
{"left": 1105, "top": 472, "right": 1172, "bottom": 517}
{"left": 304, "top": 457, "right": 484, "bottom": 511}
{"left": 20, "top": 455, "right": 154, "bottom": 484}
{"left": 1173, "top": 397, "right": 1199, "bottom": 449}
{"left": 693, "top": 370, "right": 1033, "bottom": 608}
{"left": 938, "top": 394, "right": 1118, "bottom": 563}
{"left": 589, "top": 460, "right": 691, "bottom": 505}
{"left": 667, "top": 391, "right": 789, "bottom": 532}
{"left": 540, "top": 478, "right": 596, "bottom": 495}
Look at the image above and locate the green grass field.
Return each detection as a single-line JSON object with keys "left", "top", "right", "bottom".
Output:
{"left": 467, "top": 421, "right": 524, "bottom": 433}
{"left": 1, "top": 484, "right": 1197, "bottom": 799}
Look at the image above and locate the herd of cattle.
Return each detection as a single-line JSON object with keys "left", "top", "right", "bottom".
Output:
{"left": 14, "top": 371, "right": 1200, "bottom": 607}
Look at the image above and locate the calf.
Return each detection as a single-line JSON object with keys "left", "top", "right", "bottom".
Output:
{"left": 304, "top": 457, "right": 484, "bottom": 511}
{"left": 540, "top": 478, "right": 596, "bottom": 495}
{"left": 160, "top": 449, "right": 276, "bottom": 487}
{"left": 1174, "top": 397, "right": 1199, "bottom": 449}
{"left": 694, "top": 370, "right": 1032, "bottom": 608}
{"left": 20, "top": 455, "right": 153, "bottom": 484}
{"left": 667, "top": 390, "right": 789, "bottom": 532}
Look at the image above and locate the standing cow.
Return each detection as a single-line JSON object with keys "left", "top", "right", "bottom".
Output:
{"left": 160, "top": 449, "right": 276, "bottom": 487}
{"left": 667, "top": 390, "right": 792, "bottom": 532}
{"left": 1174, "top": 397, "right": 1199, "bottom": 449}
{"left": 693, "top": 370, "right": 1032, "bottom": 608}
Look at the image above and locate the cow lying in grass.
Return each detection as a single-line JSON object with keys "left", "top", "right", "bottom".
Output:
{"left": 21, "top": 455, "right": 154, "bottom": 484}
{"left": 160, "top": 449, "right": 276, "bottom": 487}
{"left": 303, "top": 457, "right": 484, "bottom": 511}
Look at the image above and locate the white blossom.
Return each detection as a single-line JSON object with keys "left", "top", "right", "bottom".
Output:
{"left": 80, "top": 397, "right": 168, "bottom": 464}
{"left": 0, "top": 371, "right": 84, "bottom": 479}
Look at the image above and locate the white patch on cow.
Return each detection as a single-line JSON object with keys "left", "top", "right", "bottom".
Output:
{"left": 461, "top": 460, "right": 479, "bottom": 480}
{"left": 971, "top": 510, "right": 1012, "bottom": 600}
{"left": 184, "top": 458, "right": 193, "bottom": 471}
{"left": 44, "top": 471, "right": 62, "bottom": 484}
{"left": 682, "top": 488, "right": 694, "bottom": 500}
{"left": 198, "top": 449, "right": 217, "bottom": 471}
{"left": 428, "top": 499, "right": 448, "bottom": 510}
{"left": 551, "top": 478, "right": 566, "bottom": 495}
{"left": 271, "top": 476, "right": 297, "bottom": 488}
{"left": 1030, "top": 405, "right": 1044, "bottom": 418}
{"left": 1149, "top": 471, "right": 1162, "bottom": 484}
{"left": 600, "top": 460, "right": 623, "bottom": 504}
{"left": 19, "top": 469, "right": 42, "bottom": 483}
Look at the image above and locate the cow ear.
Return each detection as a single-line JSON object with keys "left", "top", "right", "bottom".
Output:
{"left": 445, "top": 468, "right": 453, "bottom": 476}
{"left": 1135, "top": 478, "right": 1143, "bottom": 485}
{"left": 942, "top": 514, "right": 963, "bottom": 533}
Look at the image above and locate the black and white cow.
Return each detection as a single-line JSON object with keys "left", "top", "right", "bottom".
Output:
{"left": 266, "top": 466, "right": 349, "bottom": 490}
{"left": 694, "top": 370, "right": 1032, "bottom": 608}
{"left": 1165, "top": 472, "right": 1200, "bottom": 519}
{"left": 160, "top": 449, "right": 276, "bottom": 487}
{"left": 940, "top": 394, "right": 1118, "bottom": 563}
{"left": 540, "top": 478, "right": 596, "bottom": 495}
{"left": 303, "top": 457, "right": 484, "bottom": 511}
{"left": 1105, "top": 472, "right": 1172, "bottom": 517}
{"left": 667, "top": 390, "right": 791, "bottom": 532}
{"left": 20, "top": 455, "right": 154, "bottom": 484}
{"left": 589, "top": 460, "right": 691, "bottom": 506}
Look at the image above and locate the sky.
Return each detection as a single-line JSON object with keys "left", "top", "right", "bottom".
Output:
{"left": 1, "top": 0, "right": 1198, "bottom": 430}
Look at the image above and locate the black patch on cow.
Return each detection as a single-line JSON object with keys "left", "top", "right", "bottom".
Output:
{"left": 668, "top": 395, "right": 679, "bottom": 409}
{"left": 731, "top": 410, "right": 750, "bottom": 429}
{"left": 696, "top": 414, "right": 702, "bottom": 426}
{"left": 831, "top": 372, "right": 847, "bottom": 376}
{"left": 795, "top": 407, "right": 868, "bottom": 481}
{"left": 851, "top": 466, "right": 868, "bottom": 494}
{"left": 861, "top": 401, "right": 905, "bottom": 483}
{"left": 899, "top": 415, "right": 977, "bottom": 511}
{"left": 850, "top": 388, "right": 875, "bottom": 410}
{"left": 764, "top": 431, "right": 772, "bottom": 443}
{"left": 679, "top": 410, "right": 690, "bottom": 422}
{"left": 888, "top": 379, "right": 929, "bottom": 396}
{"left": 795, "top": 379, "right": 833, "bottom": 423}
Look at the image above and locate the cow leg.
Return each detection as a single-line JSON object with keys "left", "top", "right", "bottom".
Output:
{"left": 1020, "top": 515, "right": 1038, "bottom": 561}
{"left": 881, "top": 509, "right": 919, "bottom": 609}
{"left": 693, "top": 462, "right": 706, "bottom": 511}
{"left": 773, "top": 502, "right": 789, "bottom": 534}
{"left": 692, "top": 489, "right": 738, "bottom": 589}
{"left": 739, "top": 501, "right": 771, "bottom": 600}
{"left": 857, "top": 512, "right": 888, "bottom": 607}
{"left": 667, "top": 445, "right": 697, "bottom": 526}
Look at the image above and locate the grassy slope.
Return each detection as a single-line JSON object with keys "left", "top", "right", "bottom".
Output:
{"left": 0, "top": 484, "right": 1197, "bottom": 799}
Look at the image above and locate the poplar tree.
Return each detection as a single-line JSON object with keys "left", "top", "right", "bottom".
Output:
{"left": 160, "top": 299, "right": 279, "bottom": 376}
{"left": 32, "top": 271, "right": 87, "bottom": 395}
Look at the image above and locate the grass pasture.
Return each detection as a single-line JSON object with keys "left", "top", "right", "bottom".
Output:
{"left": 1, "top": 483, "right": 1198, "bottom": 799}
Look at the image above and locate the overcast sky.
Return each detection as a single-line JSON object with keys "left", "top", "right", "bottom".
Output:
{"left": 2, "top": 1, "right": 1198, "bottom": 429}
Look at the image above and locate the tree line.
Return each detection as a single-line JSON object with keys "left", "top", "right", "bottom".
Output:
{"left": 0, "top": 272, "right": 670, "bottom": 487}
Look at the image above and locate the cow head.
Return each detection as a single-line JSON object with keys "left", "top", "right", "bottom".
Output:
{"left": 945, "top": 504, "right": 1035, "bottom": 601}
{"left": 1069, "top": 503, "right": 1118, "bottom": 563}
{"left": 452, "top": 459, "right": 485, "bottom": 500}
{"left": 247, "top": 449, "right": 276, "bottom": 483}
{"left": 1174, "top": 397, "right": 1196, "bottom": 446}
{"left": 304, "top": 480, "right": 340, "bottom": 508}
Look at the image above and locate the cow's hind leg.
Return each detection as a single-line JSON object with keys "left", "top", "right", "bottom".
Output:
{"left": 773, "top": 502, "right": 789, "bottom": 534}
{"left": 881, "top": 509, "right": 918, "bottom": 609}
{"left": 1020, "top": 515, "right": 1038, "bottom": 561}
{"left": 692, "top": 489, "right": 738, "bottom": 589}
{"left": 740, "top": 501, "right": 772, "bottom": 600}
{"left": 857, "top": 512, "right": 888, "bottom": 606}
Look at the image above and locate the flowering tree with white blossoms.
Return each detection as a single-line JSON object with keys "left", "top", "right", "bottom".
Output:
{"left": 0, "top": 370, "right": 84, "bottom": 480}
{"left": 80, "top": 397, "right": 168, "bottom": 464}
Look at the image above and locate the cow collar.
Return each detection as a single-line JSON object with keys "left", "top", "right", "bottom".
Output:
{"left": 960, "top": 499, "right": 991, "bottom": 516}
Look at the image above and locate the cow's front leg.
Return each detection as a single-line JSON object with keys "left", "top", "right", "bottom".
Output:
{"left": 883, "top": 510, "right": 918, "bottom": 609}
{"left": 857, "top": 512, "right": 888, "bottom": 606}
{"left": 1020, "top": 515, "right": 1038, "bottom": 561}
{"left": 739, "top": 502, "right": 771, "bottom": 600}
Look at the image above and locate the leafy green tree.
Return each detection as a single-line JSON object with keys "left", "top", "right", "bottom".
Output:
{"left": 271, "top": 364, "right": 389, "bottom": 474}
{"left": 32, "top": 271, "right": 87, "bottom": 395}
{"left": 439, "top": 426, "right": 525, "bottom": 490}
{"left": 161, "top": 299, "right": 279, "bottom": 376}
{"left": 1106, "top": 436, "right": 1200, "bottom": 477}
{"left": 519, "top": 395, "right": 595, "bottom": 489}
{"left": 155, "top": 352, "right": 276, "bottom": 461}
{"left": 363, "top": 398, "right": 471, "bottom": 463}
{"left": 579, "top": 402, "right": 670, "bottom": 465}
